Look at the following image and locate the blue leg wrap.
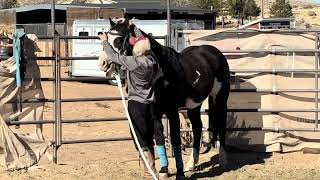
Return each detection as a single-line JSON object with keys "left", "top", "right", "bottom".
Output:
{"left": 157, "top": 145, "right": 168, "bottom": 168}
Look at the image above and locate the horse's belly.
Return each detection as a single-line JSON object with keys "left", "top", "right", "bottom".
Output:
{"left": 183, "top": 98, "right": 204, "bottom": 109}
{"left": 181, "top": 78, "right": 222, "bottom": 110}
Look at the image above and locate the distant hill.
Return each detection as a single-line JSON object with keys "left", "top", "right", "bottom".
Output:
{"left": 15, "top": 0, "right": 319, "bottom": 7}
{"left": 16, "top": 0, "right": 114, "bottom": 6}
{"left": 254, "top": 0, "right": 320, "bottom": 27}
{"left": 255, "top": 0, "right": 318, "bottom": 8}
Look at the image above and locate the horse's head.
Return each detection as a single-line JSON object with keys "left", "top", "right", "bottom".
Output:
{"left": 107, "top": 17, "right": 133, "bottom": 56}
{"left": 98, "top": 18, "right": 134, "bottom": 75}
{"left": 99, "top": 18, "right": 152, "bottom": 78}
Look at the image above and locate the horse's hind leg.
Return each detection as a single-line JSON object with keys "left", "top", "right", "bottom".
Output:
{"left": 185, "top": 105, "right": 202, "bottom": 172}
{"left": 208, "top": 95, "right": 218, "bottom": 146}
{"left": 209, "top": 82, "right": 230, "bottom": 168}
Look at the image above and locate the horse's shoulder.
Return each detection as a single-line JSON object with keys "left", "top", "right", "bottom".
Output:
{"left": 182, "top": 45, "right": 223, "bottom": 56}
{"left": 180, "top": 46, "right": 199, "bottom": 54}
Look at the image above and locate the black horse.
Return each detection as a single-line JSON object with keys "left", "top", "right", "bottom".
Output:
{"left": 105, "top": 18, "right": 230, "bottom": 177}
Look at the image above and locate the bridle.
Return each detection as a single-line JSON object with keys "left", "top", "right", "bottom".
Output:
{"left": 104, "top": 21, "right": 132, "bottom": 74}
{"left": 106, "top": 22, "right": 132, "bottom": 56}
{"left": 107, "top": 23, "right": 127, "bottom": 37}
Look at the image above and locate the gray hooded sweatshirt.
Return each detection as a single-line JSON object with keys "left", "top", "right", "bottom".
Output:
{"left": 102, "top": 41, "right": 158, "bottom": 104}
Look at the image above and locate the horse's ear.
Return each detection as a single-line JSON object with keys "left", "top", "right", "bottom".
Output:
{"left": 124, "top": 17, "right": 129, "bottom": 27}
{"left": 109, "top": 17, "right": 115, "bottom": 27}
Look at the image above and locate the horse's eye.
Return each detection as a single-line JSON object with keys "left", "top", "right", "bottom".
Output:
{"left": 113, "top": 37, "right": 124, "bottom": 50}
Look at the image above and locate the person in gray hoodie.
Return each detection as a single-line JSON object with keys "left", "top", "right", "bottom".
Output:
{"left": 98, "top": 24, "right": 168, "bottom": 179}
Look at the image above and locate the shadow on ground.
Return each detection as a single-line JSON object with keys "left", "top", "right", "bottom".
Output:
{"left": 186, "top": 148, "right": 272, "bottom": 179}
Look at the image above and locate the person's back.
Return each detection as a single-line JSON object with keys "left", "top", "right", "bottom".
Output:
{"left": 98, "top": 23, "right": 162, "bottom": 178}
{"left": 126, "top": 53, "right": 157, "bottom": 104}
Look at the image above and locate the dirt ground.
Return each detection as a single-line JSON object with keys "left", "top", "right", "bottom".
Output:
{"left": 1, "top": 67, "right": 320, "bottom": 180}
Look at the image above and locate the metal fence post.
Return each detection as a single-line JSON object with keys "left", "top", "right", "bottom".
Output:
{"left": 174, "top": 29, "right": 178, "bottom": 51}
{"left": 163, "top": 35, "right": 169, "bottom": 139}
{"left": 53, "top": 32, "right": 62, "bottom": 162}
{"left": 51, "top": 0, "right": 62, "bottom": 164}
{"left": 166, "top": 0, "right": 171, "bottom": 48}
{"left": 315, "top": 32, "right": 319, "bottom": 128}
{"left": 51, "top": 0, "right": 58, "bottom": 164}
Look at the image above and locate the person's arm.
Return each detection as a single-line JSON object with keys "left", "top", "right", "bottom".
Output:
{"left": 102, "top": 40, "right": 139, "bottom": 71}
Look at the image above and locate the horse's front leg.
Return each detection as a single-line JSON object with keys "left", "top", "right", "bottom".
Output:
{"left": 165, "top": 110, "right": 185, "bottom": 178}
{"left": 185, "top": 105, "right": 202, "bottom": 172}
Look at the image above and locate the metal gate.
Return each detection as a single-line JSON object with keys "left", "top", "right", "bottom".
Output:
{"left": 1, "top": 28, "right": 320, "bottom": 163}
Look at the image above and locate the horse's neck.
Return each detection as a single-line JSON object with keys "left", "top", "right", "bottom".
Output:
{"left": 148, "top": 37, "right": 185, "bottom": 81}
{"left": 142, "top": 31, "right": 177, "bottom": 58}
{"left": 149, "top": 38, "right": 178, "bottom": 59}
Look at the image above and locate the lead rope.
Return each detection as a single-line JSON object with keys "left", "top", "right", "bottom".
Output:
{"left": 115, "top": 74, "right": 158, "bottom": 180}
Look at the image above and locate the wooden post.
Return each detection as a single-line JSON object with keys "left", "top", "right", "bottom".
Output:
{"left": 261, "top": 0, "right": 264, "bottom": 19}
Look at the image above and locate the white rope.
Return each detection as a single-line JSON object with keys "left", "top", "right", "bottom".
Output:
{"left": 115, "top": 74, "right": 158, "bottom": 180}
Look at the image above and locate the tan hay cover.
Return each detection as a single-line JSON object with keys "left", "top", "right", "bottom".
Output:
{"left": 0, "top": 35, "right": 51, "bottom": 170}
{"left": 188, "top": 30, "right": 320, "bottom": 152}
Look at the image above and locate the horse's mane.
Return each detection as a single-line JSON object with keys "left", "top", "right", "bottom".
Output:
{"left": 141, "top": 30, "right": 162, "bottom": 49}
{"left": 140, "top": 29, "right": 184, "bottom": 82}
{"left": 140, "top": 30, "right": 179, "bottom": 57}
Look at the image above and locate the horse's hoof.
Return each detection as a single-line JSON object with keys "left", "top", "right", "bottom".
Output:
{"left": 184, "top": 148, "right": 199, "bottom": 172}
{"left": 176, "top": 168, "right": 185, "bottom": 180}
{"left": 158, "top": 172, "right": 169, "bottom": 180}
{"left": 176, "top": 174, "right": 186, "bottom": 180}
{"left": 184, "top": 160, "right": 196, "bottom": 172}
{"left": 219, "top": 146, "right": 228, "bottom": 169}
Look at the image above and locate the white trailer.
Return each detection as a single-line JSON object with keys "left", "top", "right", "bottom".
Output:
{"left": 71, "top": 19, "right": 204, "bottom": 78}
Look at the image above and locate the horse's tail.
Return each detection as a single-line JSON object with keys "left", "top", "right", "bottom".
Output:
{"left": 208, "top": 81, "right": 230, "bottom": 149}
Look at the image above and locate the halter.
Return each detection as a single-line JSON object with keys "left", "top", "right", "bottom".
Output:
{"left": 105, "top": 21, "right": 132, "bottom": 74}
{"left": 106, "top": 22, "right": 132, "bottom": 55}
{"left": 107, "top": 23, "right": 128, "bottom": 37}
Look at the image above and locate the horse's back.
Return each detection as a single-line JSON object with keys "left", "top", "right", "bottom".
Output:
{"left": 180, "top": 45, "right": 229, "bottom": 82}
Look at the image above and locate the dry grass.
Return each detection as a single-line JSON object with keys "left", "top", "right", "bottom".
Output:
{"left": 0, "top": 25, "right": 14, "bottom": 36}
{"left": 294, "top": 6, "right": 320, "bottom": 27}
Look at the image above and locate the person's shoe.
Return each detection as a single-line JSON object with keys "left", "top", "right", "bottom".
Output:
{"left": 158, "top": 166, "right": 169, "bottom": 180}
{"left": 143, "top": 150, "right": 157, "bottom": 179}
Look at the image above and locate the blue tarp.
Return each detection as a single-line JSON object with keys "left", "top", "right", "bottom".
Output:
{"left": 13, "top": 32, "right": 26, "bottom": 87}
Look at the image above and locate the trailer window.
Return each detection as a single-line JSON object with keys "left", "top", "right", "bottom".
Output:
{"left": 79, "top": 31, "right": 89, "bottom": 36}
